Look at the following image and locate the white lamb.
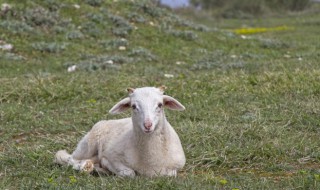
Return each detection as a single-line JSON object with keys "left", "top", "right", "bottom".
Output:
{"left": 54, "top": 86, "right": 186, "bottom": 177}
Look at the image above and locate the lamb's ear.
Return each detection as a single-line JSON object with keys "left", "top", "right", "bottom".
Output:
{"left": 109, "top": 97, "right": 131, "bottom": 114}
{"left": 127, "top": 88, "right": 135, "bottom": 94}
{"left": 163, "top": 95, "right": 185, "bottom": 111}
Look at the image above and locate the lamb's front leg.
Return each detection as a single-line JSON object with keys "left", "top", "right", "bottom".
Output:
{"left": 100, "top": 157, "right": 135, "bottom": 177}
{"left": 55, "top": 150, "right": 95, "bottom": 173}
{"left": 145, "top": 168, "right": 177, "bottom": 177}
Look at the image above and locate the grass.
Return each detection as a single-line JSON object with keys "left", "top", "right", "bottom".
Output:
{"left": 1, "top": 0, "right": 320, "bottom": 189}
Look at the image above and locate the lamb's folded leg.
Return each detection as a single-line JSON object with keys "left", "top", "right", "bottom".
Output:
{"left": 54, "top": 150, "right": 94, "bottom": 173}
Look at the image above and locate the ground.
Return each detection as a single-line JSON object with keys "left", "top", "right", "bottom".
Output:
{"left": 0, "top": 0, "right": 320, "bottom": 189}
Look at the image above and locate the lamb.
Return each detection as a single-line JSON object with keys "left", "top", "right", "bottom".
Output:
{"left": 54, "top": 86, "right": 186, "bottom": 177}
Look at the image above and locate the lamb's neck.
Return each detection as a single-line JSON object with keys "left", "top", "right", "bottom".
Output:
{"left": 133, "top": 118, "right": 170, "bottom": 157}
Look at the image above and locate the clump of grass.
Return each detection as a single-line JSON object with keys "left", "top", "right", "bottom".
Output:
{"left": 86, "top": 12, "right": 105, "bottom": 24}
{"left": 128, "top": 47, "right": 157, "bottom": 61}
{"left": 138, "top": 2, "right": 164, "bottom": 18}
{"left": 31, "top": 42, "right": 68, "bottom": 53}
{"left": 84, "top": 0, "right": 103, "bottom": 7}
{"left": 165, "top": 13, "right": 210, "bottom": 32}
{"left": 24, "top": 6, "right": 59, "bottom": 27}
{"left": 53, "top": 25, "right": 67, "bottom": 34}
{"left": 0, "top": 52, "right": 25, "bottom": 61}
{"left": 0, "top": 20, "right": 34, "bottom": 34}
{"left": 66, "top": 30, "right": 85, "bottom": 40}
{"left": 259, "top": 39, "right": 291, "bottom": 49}
{"left": 127, "top": 12, "right": 146, "bottom": 23}
{"left": 192, "top": 50, "right": 246, "bottom": 70}
{"left": 108, "top": 14, "right": 133, "bottom": 37}
{"left": 168, "top": 30, "right": 198, "bottom": 41}
{"left": 42, "top": 0, "right": 62, "bottom": 11}
{"left": 66, "top": 54, "right": 134, "bottom": 71}
{"left": 112, "top": 27, "right": 131, "bottom": 37}
{"left": 100, "top": 38, "right": 129, "bottom": 49}
{"left": 80, "top": 22, "right": 102, "bottom": 38}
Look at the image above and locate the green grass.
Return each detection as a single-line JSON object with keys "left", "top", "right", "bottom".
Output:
{"left": 1, "top": 0, "right": 320, "bottom": 189}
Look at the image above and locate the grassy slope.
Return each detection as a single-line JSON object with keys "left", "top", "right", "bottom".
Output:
{"left": 1, "top": 0, "right": 320, "bottom": 189}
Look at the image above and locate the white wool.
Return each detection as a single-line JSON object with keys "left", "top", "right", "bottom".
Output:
{"left": 55, "top": 86, "right": 185, "bottom": 177}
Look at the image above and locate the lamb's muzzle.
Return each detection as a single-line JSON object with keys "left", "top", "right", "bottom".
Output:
{"left": 143, "top": 119, "right": 152, "bottom": 132}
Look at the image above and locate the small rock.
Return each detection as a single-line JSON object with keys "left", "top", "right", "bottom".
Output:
{"left": 118, "top": 46, "right": 126, "bottom": 51}
{"left": 164, "top": 74, "right": 174, "bottom": 78}
{"left": 120, "top": 38, "right": 127, "bottom": 42}
{"left": 175, "top": 61, "right": 185, "bottom": 65}
{"left": 240, "top": 35, "right": 247, "bottom": 39}
{"left": 67, "top": 65, "right": 77, "bottom": 72}
{"left": 106, "top": 60, "right": 114, "bottom": 64}
{"left": 0, "top": 44, "right": 13, "bottom": 51}
{"left": 73, "top": 4, "right": 80, "bottom": 9}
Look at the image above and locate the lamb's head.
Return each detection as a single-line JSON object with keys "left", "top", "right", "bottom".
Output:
{"left": 109, "top": 86, "right": 185, "bottom": 134}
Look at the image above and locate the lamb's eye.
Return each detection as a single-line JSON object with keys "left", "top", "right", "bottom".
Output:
{"left": 132, "top": 104, "right": 137, "bottom": 109}
{"left": 158, "top": 103, "right": 163, "bottom": 108}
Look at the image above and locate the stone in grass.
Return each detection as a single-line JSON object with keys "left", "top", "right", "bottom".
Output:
{"left": 67, "top": 65, "right": 77, "bottom": 72}
{"left": 164, "top": 74, "right": 174, "bottom": 78}
{"left": 0, "top": 43, "right": 13, "bottom": 51}
{"left": 118, "top": 46, "right": 126, "bottom": 51}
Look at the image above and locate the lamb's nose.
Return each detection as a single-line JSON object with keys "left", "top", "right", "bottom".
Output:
{"left": 144, "top": 121, "right": 152, "bottom": 130}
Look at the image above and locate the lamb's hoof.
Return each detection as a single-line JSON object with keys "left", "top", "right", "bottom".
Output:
{"left": 168, "top": 170, "right": 177, "bottom": 177}
{"left": 80, "top": 160, "right": 94, "bottom": 173}
{"left": 119, "top": 169, "right": 136, "bottom": 178}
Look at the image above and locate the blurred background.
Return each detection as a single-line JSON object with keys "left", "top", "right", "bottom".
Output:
{"left": 159, "top": 0, "right": 316, "bottom": 18}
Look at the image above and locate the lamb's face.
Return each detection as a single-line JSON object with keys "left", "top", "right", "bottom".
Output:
{"left": 109, "top": 86, "right": 185, "bottom": 134}
{"left": 129, "top": 87, "right": 164, "bottom": 134}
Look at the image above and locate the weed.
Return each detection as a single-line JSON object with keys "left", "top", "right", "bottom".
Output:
{"left": 191, "top": 50, "right": 245, "bottom": 70}
{"left": 0, "top": 52, "right": 25, "bottom": 61}
{"left": 84, "top": 0, "right": 103, "bottom": 7}
{"left": 139, "top": 2, "right": 164, "bottom": 18}
{"left": 66, "top": 30, "right": 85, "bottom": 40}
{"left": 127, "top": 12, "right": 146, "bottom": 23}
{"left": 80, "top": 21, "right": 103, "bottom": 38}
{"left": 24, "top": 6, "right": 58, "bottom": 27}
{"left": 66, "top": 54, "right": 134, "bottom": 71}
{"left": 31, "top": 42, "right": 68, "bottom": 53}
{"left": 100, "top": 38, "right": 129, "bottom": 49}
{"left": 259, "top": 38, "right": 291, "bottom": 49}
{"left": 108, "top": 13, "right": 133, "bottom": 37}
{"left": 168, "top": 30, "right": 198, "bottom": 41}
{"left": 128, "top": 47, "right": 156, "bottom": 61}
{"left": 0, "top": 20, "right": 34, "bottom": 34}
{"left": 86, "top": 12, "right": 105, "bottom": 23}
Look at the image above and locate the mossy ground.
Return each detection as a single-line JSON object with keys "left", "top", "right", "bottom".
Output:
{"left": 0, "top": 0, "right": 320, "bottom": 189}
